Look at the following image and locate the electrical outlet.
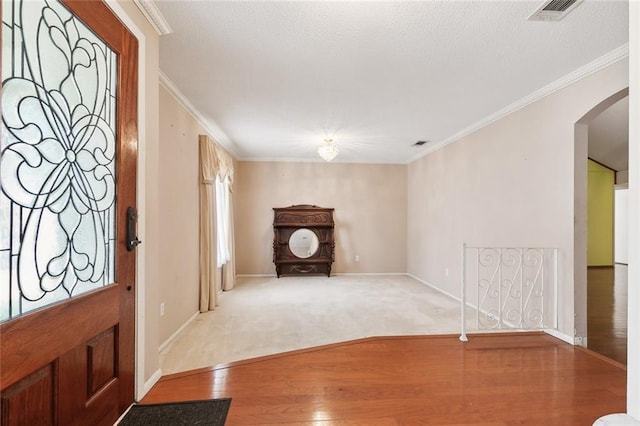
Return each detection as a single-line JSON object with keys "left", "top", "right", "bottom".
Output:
{"left": 355, "top": 255, "right": 360, "bottom": 262}
{"left": 445, "top": 268, "right": 449, "bottom": 277}
{"left": 160, "top": 302, "right": 165, "bottom": 316}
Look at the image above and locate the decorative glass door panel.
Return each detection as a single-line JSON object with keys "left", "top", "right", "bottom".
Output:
{"left": 1, "top": 0, "right": 118, "bottom": 321}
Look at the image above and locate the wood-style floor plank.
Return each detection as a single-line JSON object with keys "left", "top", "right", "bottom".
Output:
{"left": 143, "top": 333, "right": 626, "bottom": 425}
{"left": 588, "top": 265, "right": 628, "bottom": 365}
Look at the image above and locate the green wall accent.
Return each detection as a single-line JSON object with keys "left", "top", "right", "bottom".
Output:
{"left": 587, "top": 160, "right": 614, "bottom": 266}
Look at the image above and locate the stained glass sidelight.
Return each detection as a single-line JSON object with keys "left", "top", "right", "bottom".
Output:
{"left": 0, "top": 0, "right": 118, "bottom": 321}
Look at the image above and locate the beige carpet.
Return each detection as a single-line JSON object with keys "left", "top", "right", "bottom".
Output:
{"left": 159, "top": 274, "right": 461, "bottom": 375}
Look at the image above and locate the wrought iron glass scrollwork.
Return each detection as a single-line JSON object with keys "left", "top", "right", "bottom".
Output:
{"left": 0, "top": 0, "right": 118, "bottom": 321}
{"left": 460, "top": 245, "right": 558, "bottom": 341}
{"left": 476, "top": 247, "right": 545, "bottom": 329}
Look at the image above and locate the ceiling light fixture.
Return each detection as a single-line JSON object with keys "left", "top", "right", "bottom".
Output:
{"left": 318, "top": 138, "right": 339, "bottom": 162}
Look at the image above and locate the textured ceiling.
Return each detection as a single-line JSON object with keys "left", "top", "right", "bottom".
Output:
{"left": 156, "top": 0, "right": 629, "bottom": 163}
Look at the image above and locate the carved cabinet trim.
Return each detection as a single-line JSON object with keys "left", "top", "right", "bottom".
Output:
{"left": 273, "top": 205, "right": 335, "bottom": 277}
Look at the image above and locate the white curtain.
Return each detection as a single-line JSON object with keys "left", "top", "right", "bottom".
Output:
{"left": 198, "top": 135, "right": 236, "bottom": 312}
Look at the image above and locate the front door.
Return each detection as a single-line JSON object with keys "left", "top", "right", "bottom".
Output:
{"left": 0, "top": 0, "right": 138, "bottom": 424}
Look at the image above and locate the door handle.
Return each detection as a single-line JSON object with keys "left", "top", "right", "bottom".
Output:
{"left": 126, "top": 207, "right": 142, "bottom": 251}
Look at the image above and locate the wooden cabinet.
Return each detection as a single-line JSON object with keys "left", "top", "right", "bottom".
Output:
{"left": 273, "top": 205, "right": 335, "bottom": 277}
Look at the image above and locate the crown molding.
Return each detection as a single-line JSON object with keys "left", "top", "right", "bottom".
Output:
{"left": 407, "top": 43, "right": 630, "bottom": 164}
{"left": 159, "top": 70, "right": 240, "bottom": 158}
{"left": 133, "top": 0, "right": 173, "bottom": 36}
{"left": 241, "top": 156, "right": 401, "bottom": 165}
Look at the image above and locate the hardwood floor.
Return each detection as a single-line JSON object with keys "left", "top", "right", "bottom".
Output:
{"left": 587, "top": 264, "right": 628, "bottom": 365}
{"left": 143, "top": 333, "right": 626, "bottom": 425}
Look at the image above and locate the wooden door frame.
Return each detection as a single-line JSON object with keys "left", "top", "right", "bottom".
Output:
{"left": 101, "top": 0, "right": 151, "bottom": 401}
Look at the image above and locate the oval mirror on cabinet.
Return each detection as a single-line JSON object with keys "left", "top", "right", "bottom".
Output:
{"left": 289, "top": 228, "right": 319, "bottom": 259}
{"left": 273, "top": 205, "right": 334, "bottom": 277}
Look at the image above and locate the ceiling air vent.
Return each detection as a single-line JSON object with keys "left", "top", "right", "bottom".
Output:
{"left": 413, "top": 140, "right": 429, "bottom": 147}
{"left": 528, "top": 0, "right": 583, "bottom": 21}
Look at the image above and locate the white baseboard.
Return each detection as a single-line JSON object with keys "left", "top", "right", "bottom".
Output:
{"left": 236, "top": 274, "right": 276, "bottom": 278}
{"left": 238, "top": 273, "right": 408, "bottom": 278}
{"left": 158, "top": 311, "right": 199, "bottom": 353}
{"left": 406, "top": 273, "right": 461, "bottom": 301}
{"left": 139, "top": 368, "right": 162, "bottom": 400}
{"left": 544, "top": 328, "right": 576, "bottom": 345}
{"left": 334, "top": 272, "right": 407, "bottom": 276}
{"left": 574, "top": 335, "right": 588, "bottom": 347}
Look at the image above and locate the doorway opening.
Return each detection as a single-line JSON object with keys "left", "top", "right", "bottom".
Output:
{"left": 575, "top": 91, "right": 628, "bottom": 365}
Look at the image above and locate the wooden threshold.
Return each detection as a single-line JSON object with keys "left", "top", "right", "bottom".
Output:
{"left": 160, "top": 334, "right": 462, "bottom": 381}
{"left": 159, "top": 331, "right": 550, "bottom": 382}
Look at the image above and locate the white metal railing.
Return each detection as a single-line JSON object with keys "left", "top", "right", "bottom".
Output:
{"left": 460, "top": 244, "right": 558, "bottom": 342}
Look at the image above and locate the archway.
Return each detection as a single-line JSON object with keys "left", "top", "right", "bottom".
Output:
{"left": 573, "top": 87, "right": 628, "bottom": 354}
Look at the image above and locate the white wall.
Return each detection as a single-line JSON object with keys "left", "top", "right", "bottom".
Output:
{"left": 157, "top": 85, "right": 201, "bottom": 344}
{"left": 235, "top": 161, "right": 407, "bottom": 275}
{"left": 615, "top": 187, "right": 629, "bottom": 264}
{"left": 407, "top": 58, "right": 628, "bottom": 342}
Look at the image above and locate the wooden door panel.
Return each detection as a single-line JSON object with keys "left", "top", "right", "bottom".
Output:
{"left": 87, "top": 327, "right": 118, "bottom": 397}
{"left": 1, "top": 286, "right": 121, "bottom": 425}
{"left": 1, "top": 287, "right": 122, "bottom": 425}
{"left": 58, "top": 328, "right": 119, "bottom": 426}
{"left": 0, "top": 286, "right": 119, "bottom": 390}
{"left": 1, "top": 364, "right": 55, "bottom": 426}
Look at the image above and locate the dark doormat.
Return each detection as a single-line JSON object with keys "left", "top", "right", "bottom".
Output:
{"left": 118, "top": 398, "right": 231, "bottom": 426}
